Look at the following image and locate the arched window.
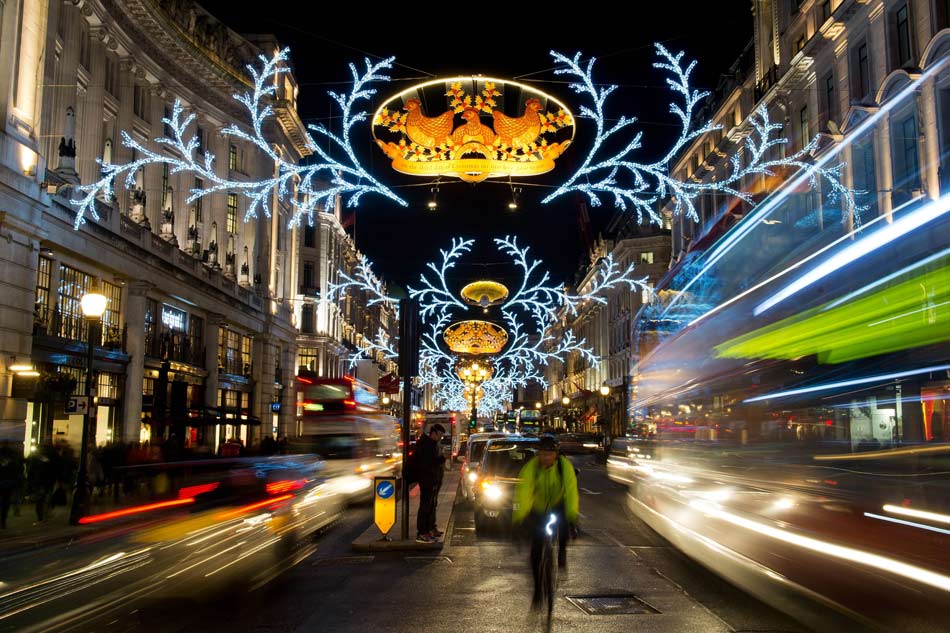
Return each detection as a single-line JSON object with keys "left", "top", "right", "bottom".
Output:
{"left": 102, "top": 138, "right": 113, "bottom": 165}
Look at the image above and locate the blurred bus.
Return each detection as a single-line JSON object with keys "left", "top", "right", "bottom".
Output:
{"left": 516, "top": 409, "right": 543, "bottom": 435}
{"left": 293, "top": 373, "right": 399, "bottom": 499}
{"left": 623, "top": 67, "right": 950, "bottom": 632}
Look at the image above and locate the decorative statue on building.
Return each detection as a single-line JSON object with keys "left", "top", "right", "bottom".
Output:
{"left": 55, "top": 106, "right": 79, "bottom": 184}
{"left": 187, "top": 223, "right": 201, "bottom": 256}
{"left": 208, "top": 221, "right": 220, "bottom": 269}
{"left": 160, "top": 186, "right": 178, "bottom": 246}
{"left": 240, "top": 245, "right": 250, "bottom": 286}
{"left": 129, "top": 169, "right": 149, "bottom": 229}
{"left": 224, "top": 234, "right": 235, "bottom": 278}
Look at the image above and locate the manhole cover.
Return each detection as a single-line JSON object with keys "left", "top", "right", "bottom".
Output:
{"left": 566, "top": 594, "right": 660, "bottom": 615}
{"left": 312, "top": 555, "right": 375, "bottom": 565}
{"left": 404, "top": 555, "right": 453, "bottom": 563}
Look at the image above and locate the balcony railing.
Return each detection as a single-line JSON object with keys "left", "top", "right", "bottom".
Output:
{"left": 144, "top": 325, "right": 205, "bottom": 368}
{"left": 33, "top": 305, "right": 126, "bottom": 352}
{"left": 219, "top": 355, "right": 252, "bottom": 378}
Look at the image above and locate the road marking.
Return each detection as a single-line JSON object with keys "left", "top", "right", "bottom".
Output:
{"left": 581, "top": 487, "right": 602, "bottom": 495}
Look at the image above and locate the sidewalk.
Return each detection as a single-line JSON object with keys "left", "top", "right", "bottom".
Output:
{"left": 0, "top": 495, "right": 129, "bottom": 557}
{"left": 352, "top": 470, "right": 459, "bottom": 552}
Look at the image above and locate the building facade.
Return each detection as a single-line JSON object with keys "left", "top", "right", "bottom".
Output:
{"left": 0, "top": 0, "right": 390, "bottom": 455}
{"left": 294, "top": 203, "right": 399, "bottom": 387}
{"left": 544, "top": 225, "right": 671, "bottom": 435}
{"left": 669, "top": 0, "right": 950, "bottom": 261}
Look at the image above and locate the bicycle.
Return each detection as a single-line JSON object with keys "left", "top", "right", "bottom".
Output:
{"left": 538, "top": 512, "right": 559, "bottom": 627}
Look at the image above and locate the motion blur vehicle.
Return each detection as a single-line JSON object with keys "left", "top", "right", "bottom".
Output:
{"left": 558, "top": 432, "right": 604, "bottom": 455}
{"left": 0, "top": 454, "right": 345, "bottom": 631}
{"left": 621, "top": 68, "right": 950, "bottom": 632}
{"left": 472, "top": 437, "right": 539, "bottom": 534}
{"left": 294, "top": 374, "right": 399, "bottom": 501}
{"left": 460, "top": 432, "right": 505, "bottom": 501}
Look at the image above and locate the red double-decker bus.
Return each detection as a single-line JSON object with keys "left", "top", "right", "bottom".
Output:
{"left": 295, "top": 373, "right": 381, "bottom": 416}
{"left": 292, "top": 373, "right": 399, "bottom": 500}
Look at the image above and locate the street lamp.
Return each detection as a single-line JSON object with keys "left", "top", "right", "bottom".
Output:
{"left": 561, "top": 395, "right": 570, "bottom": 406}
{"left": 534, "top": 401, "right": 542, "bottom": 409}
{"left": 600, "top": 382, "right": 611, "bottom": 460}
{"left": 69, "top": 280, "right": 107, "bottom": 525}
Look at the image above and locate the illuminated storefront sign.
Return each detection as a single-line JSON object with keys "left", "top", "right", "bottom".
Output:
{"left": 161, "top": 304, "right": 186, "bottom": 331}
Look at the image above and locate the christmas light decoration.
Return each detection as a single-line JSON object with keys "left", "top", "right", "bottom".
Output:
{"left": 69, "top": 49, "right": 405, "bottom": 230}
{"left": 331, "top": 236, "right": 650, "bottom": 414}
{"left": 543, "top": 45, "right": 864, "bottom": 227}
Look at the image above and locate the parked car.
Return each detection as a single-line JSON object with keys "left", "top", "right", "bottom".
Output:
{"left": 472, "top": 437, "right": 540, "bottom": 535}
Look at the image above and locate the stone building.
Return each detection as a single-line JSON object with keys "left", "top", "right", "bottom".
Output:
{"left": 0, "top": 0, "right": 313, "bottom": 453}
{"left": 669, "top": 0, "right": 950, "bottom": 261}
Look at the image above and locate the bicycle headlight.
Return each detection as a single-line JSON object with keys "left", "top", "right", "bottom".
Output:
{"left": 467, "top": 471, "right": 478, "bottom": 482}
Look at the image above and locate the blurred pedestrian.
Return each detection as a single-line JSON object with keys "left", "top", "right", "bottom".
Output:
{"left": 0, "top": 442, "right": 24, "bottom": 529}
{"left": 414, "top": 424, "right": 445, "bottom": 543}
{"left": 27, "top": 446, "right": 55, "bottom": 522}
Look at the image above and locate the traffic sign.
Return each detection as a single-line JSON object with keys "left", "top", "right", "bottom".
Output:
{"left": 65, "top": 396, "right": 89, "bottom": 415}
{"left": 374, "top": 476, "right": 396, "bottom": 536}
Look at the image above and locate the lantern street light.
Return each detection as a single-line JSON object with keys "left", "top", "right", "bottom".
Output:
{"left": 535, "top": 401, "right": 542, "bottom": 409}
{"left": 69, "top": 280, "right": 108, "bottom": 525}
{"left": 600, "top": 382, "right": 612, "bottom": 460}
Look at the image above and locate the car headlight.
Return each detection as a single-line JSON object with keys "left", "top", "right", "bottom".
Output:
{"left": 481, "top": 480, "right": 503, "bottom": 501}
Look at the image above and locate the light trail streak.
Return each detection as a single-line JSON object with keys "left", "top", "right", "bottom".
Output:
{"left": 754, "top": 193, "right": 950, "bottom": 315}
{"left": 663, "top": 55, "right": 950, "bottom": 324}
{"left": 743, "top": 364, "right": 950, "bottom": 403}
{"left": 864, "top": 512, "right": 950, "bottom": 535}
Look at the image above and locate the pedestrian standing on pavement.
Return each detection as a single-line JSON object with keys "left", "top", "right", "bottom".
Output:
{"left": 0, "top": 441, "right": 24, "bottom": 529}
{"left": 415, "top": 424, "right": 446, "bottom": 543}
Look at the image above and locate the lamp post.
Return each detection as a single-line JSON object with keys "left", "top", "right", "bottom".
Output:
{"left": 599, "top": 383, "right": 611, "bottom": 461}
{"left": 69, "top": 281, "right": 107, "bottom": 525}
{"left": 561, "top": 395, "right": 571, "bottom": 431}
{"left": 465, "top": 365, "right": 488, "bottom": 430}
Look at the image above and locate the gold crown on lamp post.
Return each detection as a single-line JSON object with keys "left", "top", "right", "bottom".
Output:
{"left": 373, "top": 78, "right": 574, "bottom": 183}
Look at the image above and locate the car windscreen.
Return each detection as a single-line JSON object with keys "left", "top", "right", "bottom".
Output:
{"left": 483, "top": 443, "right": 538, "bottom": 477}
{"left": 469, "top": 439, "right": 491, "bottom": 464}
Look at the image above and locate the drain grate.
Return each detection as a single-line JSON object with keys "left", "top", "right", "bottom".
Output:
{"left": 566, "top": 594, "right": 660, "bottom": 615}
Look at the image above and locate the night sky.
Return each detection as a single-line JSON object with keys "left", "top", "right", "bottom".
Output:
{"left": 198, "top": 2, "right": 753, "bottom": 289}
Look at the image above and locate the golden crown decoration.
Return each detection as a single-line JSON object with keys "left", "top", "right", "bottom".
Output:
{"left": 442, "top": 320, "right": 509, "bottom": 355}
{"left": 373, "top": 78, "right": 574, "bottom": 183}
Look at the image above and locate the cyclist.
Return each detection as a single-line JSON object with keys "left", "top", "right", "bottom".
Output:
{"left": 512, "top": 435, "right": 579, "bottom": 607}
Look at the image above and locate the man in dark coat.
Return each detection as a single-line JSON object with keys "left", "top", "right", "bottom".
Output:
{"left": 415, "top": 424, "right": 445, "bottom": 542}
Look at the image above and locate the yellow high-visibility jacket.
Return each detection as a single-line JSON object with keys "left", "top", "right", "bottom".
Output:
{"left": 512, "top": 455, "right": 579, "bottom": 525}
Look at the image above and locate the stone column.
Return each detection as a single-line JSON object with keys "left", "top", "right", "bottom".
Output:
{"left": 121, "top": 282, "right": 150, "bottom": 442}
{"left": 77, "top": 29, "right": 106, "bottom": 185}
{"left": 204, "top": 314, "right": 224, "bottom": 409}
{"left": 919, "top": 82, "right": 941, "bottom": 201}
{"left": 876, "top": 118, "right": 895, "bottom": 222}
{"left": 251, "top": 333, "right": 270, "bottom": 448}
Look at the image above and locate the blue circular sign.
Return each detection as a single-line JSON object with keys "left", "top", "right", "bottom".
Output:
{"left": 376, "top": 480, "right": 395, "bottom": 499}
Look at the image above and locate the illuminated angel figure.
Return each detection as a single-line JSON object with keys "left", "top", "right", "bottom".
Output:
{"left": 68, "top": 49, "right": 405, "bottom": 230}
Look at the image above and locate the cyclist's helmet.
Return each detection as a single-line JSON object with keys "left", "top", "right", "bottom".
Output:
{"left": 537, "top": 434, "right": 560, "bottom": 452}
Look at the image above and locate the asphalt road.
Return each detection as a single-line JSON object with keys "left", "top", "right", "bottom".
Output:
{"left": 2, "top": 459, "right": 812, "bottom": 633}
